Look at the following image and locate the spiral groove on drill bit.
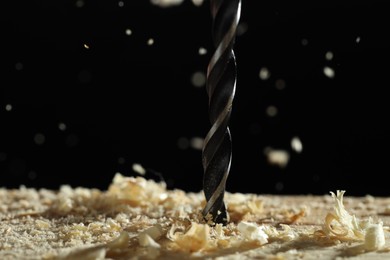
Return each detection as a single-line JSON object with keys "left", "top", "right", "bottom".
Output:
{"left": 202, "top": 0, "right": 241, "bottom": 225}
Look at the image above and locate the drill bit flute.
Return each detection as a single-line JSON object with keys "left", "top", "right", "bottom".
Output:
{"left": 202, "top": 0, "right": 241, "bottom": 225}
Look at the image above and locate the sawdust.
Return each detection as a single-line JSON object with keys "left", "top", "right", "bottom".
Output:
{"left": 1, "top": 173, "right": 390, "bottom": 259}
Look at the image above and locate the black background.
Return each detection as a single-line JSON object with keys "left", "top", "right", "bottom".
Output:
{"left": 1, "top": 0, "right": 389, "bottom": 196}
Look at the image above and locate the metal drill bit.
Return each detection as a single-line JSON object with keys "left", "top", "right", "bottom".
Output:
{"left": 202, "top": 0, "right": 241, "bottom": 225}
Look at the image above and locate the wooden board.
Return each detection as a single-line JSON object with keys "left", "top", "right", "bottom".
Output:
{"left": 1, "top": 174, "right": 390, "bottom": 259}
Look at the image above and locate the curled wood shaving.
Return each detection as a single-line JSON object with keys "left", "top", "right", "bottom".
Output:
{"left": 318, "top": 190, "right": 386, "bottom": 251}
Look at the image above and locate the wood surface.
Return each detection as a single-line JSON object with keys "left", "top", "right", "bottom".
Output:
{"left": 1, "top": 174, "right": 390, "bottom": 259}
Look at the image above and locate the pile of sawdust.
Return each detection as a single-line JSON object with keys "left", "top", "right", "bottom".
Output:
{"left": 1, "top": 173, "right": 390, "bottom": 259}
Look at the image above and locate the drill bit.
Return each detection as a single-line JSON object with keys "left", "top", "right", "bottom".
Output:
{"left": 202, "top": 0, "right": 241, "bottom": 225}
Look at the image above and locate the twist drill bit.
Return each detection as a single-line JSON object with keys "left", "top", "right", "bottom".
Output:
{"left": 202, "top": 0, "right": 241, "bottom": 225}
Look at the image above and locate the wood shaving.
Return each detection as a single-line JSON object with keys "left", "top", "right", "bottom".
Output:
{"left": 316, "top": 190, "right": 386, "bottom": 253}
